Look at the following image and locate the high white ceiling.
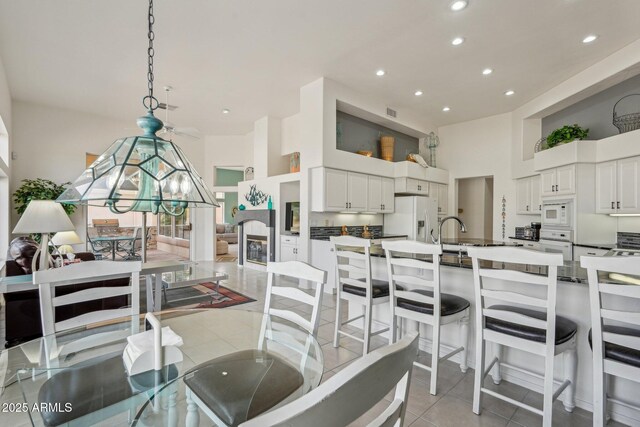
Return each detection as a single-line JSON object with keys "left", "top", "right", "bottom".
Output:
{"left": 0, "top": 0, "right": 639, "bottom": 135}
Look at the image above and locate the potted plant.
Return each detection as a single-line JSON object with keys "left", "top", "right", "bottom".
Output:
{"left": 545, "top": 124, "right": 589, "bottom": 149}
{"left": 13, "top": 178, "right": 77, "bottom": 242}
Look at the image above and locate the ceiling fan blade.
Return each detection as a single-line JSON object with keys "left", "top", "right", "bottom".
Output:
{"left": 173, "top": 128, "right": 201, "bottom": 139}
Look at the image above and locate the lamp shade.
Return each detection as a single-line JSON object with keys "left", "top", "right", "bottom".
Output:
{"left": 51, "top": 230, "right": 83, "bottom": 246}
{"left": 13, "top": 200, "right": 75, "bottom": 234}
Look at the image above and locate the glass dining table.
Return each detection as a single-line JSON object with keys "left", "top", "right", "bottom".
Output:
{"left": 0, "top": 309, "right": 324, "bottom": 427}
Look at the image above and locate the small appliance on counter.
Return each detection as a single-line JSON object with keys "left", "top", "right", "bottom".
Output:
{"left": 515, "top": 222, "right": 541, "bottom": 241}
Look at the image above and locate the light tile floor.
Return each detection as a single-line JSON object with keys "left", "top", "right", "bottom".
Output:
{"left": 0, "top": 261, "right": 630, "bottom": 426}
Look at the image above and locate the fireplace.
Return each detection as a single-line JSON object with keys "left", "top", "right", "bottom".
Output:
{"left": 246, "top": 235, "right": 268, "bottom": 265}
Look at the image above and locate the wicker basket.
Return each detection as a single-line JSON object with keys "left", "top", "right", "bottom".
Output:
{"left": 613, "top": 94, "right": 640, "bottom": 134}
{"left": 380, "top": 136, "right": 395, "bottom": 161}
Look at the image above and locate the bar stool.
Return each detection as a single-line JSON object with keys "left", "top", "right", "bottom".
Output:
{"left": 581, "top": 255, "right": 640, "bottom": 426}
{"left": 331, "top": 236, "right": 399, "bottom": 355}
{"left": 467, "top": 247, "right": 578, "bottom": 427}
{"left": 382, "top": 240, "right": 470, "bottom": 395}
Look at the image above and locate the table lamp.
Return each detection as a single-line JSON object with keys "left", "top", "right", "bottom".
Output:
{"left": 51, "top": 231, "right": 83, "bottom": 255}
{"left": 13, "top": 200, "right": 75, "bottom": 271}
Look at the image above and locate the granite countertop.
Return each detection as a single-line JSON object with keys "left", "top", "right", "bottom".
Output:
{"left": 312, "top": 234, "right": 408, "bottom": 241}
{"left": 346, "top": 244, "right": 639, "bottom": 286}
{"left": 441, "top": 238, "right": 514, "bottom": 247}
{"left": 573, "top": 242, "right": 616, "bottom": 250}
{"left": 509, "top": 236, "right": 539, "bottom": 242}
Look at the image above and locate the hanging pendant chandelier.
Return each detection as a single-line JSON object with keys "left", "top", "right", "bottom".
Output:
{"left": 57, "top": 0, "right": 218, "bottom": 216}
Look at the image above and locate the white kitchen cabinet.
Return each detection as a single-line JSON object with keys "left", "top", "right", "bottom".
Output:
{"left": 516, "top": 175, "right": 542, "bottom": 214}
{"left": 595, "top": 156, "right": 640, "bottom": 214}
{"left": 310, "top": 239, "right": 336, "bottom": 293}
{"left": 280, "top": 235, "right": 299, "bottom": 262}
{"left": 541, "top": 165, "right": 575, "bottom": 197}
{"left": 595, "top": 161, "right": 617, "bottom": 214}
{"left": 512, "top": 239, "right": 541, "bottom": 250}
{"left": 311, "top": 168, "right": 371, "bottom": 212}
{"left": 395, "top": 177, "right": 429, "bottom": 196}
{"left": 368, "top": 176, "right": 395, "bottom": 213}
{"left": 572, "top": 245, "right": 609, "bottom": 260}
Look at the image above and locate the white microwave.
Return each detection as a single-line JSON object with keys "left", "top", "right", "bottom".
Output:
{"left": 542, "top": 201, "right": 572, "bottom": 228}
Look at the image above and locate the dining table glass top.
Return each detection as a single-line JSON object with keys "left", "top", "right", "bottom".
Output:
{"left": 1, "top": 309, "right": 324, "bottom": 427}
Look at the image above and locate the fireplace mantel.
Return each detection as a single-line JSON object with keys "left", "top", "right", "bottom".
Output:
{"left": 234, "top": 209, "right": 276, "bottom": 266}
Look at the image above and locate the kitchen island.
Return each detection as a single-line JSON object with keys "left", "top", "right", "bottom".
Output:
{"left": 342, "top": 243, "right": 640, "bottom": 424}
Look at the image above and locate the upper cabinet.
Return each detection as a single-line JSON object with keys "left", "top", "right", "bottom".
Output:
{"left": 395, "top": 177, "right": 429, "bottom": 196}
{"left": 516, "top": 175, "right": 542, "bottom": 214}
{"left": 540, "top": 164, "right": 575, "bottom": 197}
{"left": 311, "top": 167, "right": 394, "bottom": 213}
{"left": 596, "top": 156, "right": 640, "bottom": 214}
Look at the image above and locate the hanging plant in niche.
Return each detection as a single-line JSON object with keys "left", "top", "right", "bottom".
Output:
{"left": 245, "top": 185, "right": 269, "bottom": 207}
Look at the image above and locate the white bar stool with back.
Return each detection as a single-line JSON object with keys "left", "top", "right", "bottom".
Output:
{"left": 467, "top": 247, "right": 578, "bottom": 427}
{"left": 581, "top": 255, "right": 640, "bottom": 426}
{"left": 382, "top": 239, "right": 470, "bottom": 396}
{"left": 331, "top": 236, "right": 398, "bottom": 355}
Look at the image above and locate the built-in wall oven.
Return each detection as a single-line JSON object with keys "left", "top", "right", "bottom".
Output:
{"left": 542, "top": 200, "right": 573, "bottom": 229}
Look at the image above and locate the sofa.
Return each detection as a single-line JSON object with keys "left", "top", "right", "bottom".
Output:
{"left": 4, "top": 241, "right": 130, "bottom": 348}
{"left": 216, "top": 223, "right": 238, "bottom": 244}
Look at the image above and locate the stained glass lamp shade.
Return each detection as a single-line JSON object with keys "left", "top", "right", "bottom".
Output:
{"left": 58, "top": 114, "right": 218, "bottom": 216}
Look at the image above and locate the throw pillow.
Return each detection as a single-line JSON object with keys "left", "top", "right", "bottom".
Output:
{"left": 224, "top": 224, "right": 234, "bottom": 234}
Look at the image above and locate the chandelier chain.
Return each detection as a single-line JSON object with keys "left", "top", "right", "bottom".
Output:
{"left": 143, "top": 0, "right": 159, "bottom": 111}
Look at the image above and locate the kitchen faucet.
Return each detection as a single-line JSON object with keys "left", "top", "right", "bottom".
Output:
{"left": 431, "top": 216, "right": 467, "bottom": 246}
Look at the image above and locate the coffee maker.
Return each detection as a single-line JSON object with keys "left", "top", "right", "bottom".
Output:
{"left": 524, "top": 222, "right": 541, "bottom": 240}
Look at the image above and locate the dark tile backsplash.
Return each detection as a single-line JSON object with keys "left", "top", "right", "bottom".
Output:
{"left": 617, "top": 232, "right": 640, "bottom": 249}
{"left": 310, "top": 225, "right": 383, "bottom": 241}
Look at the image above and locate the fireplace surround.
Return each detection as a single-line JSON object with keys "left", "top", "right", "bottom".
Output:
{"left": 234, "top": 209, "right": 276, "bottom": 266}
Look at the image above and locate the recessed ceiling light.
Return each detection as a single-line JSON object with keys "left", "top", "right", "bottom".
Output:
{"left": 504, "top": 90, "right": 515, "bottom": 96}
{"left": 451, "top": 37, "right": 465, "bottom": 46}
{"left": 222, "top": 108, "right": 230, "bottom": 114}
{"left": 414, "top": 90, "right": 423, "bottom": 96}
{"left": 582, "top": 34, "right": 598, "bottom": 44}
{"left": 376, "top": 69, "right": 386, "bottom": 76}
{"left": 450, "top": 0, "right": 468, "bottom": 11}
{"left": 482, "top": 68, "right": 493, "bottom": 75}
{"left": 442, "top": 106, "right": 451, "bottom": 112}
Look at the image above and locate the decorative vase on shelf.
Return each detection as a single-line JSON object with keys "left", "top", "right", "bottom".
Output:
{"left": 267, "top": 196, "right": 273, "bottom": 210}
{"left": 380, "top": 135, "right": 395, "bottom": 162}
{"left": 289, "top": 152, "right": 300, "bottom": 173}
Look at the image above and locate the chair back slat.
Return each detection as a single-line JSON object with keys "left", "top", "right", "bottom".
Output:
{"left": 478, "top": 268, "right": 549, "bottom": 286}
{"left": 391, "top": 274, "right": 433, "bottom": 289}
{"left": 603, "top": 332, "right": 640, "bottom": 352}
{"left": 33, "top": 260, "right": 140, "bottom": 285}
{"left": 483, "top": 308, "right": 547, "bottom": 329}
{"left": 331, "top": 236, "right": 374, "bottom": 299}
{"left": 341, "top": 277, "right": 368, "bottom": 289}
{"left": 337, "top": 264, "right": 366, "bottom": 275}
{"left": 383, "top": 240, "right": 442, "bottom": 256}
{"left": 53, "top": 286, "right": 133, "bottom": 307}
{"left": 239, "top": 333, "right": 418, "bottom": 427}
{"left": 600, "top": 309, "right": 640, "bottom": 327}
{"left": 336, "top": 250, "right": 367, "bottom": 261}
{"left": 469, "top": 247, "right": 561, "bottom": 348}
{"left": 389, "top": 257, "right": 436, "bottom": 271}
{"left": 332, "top": 235, "right": 372, "bottom": 248}
{"left": 264, "top": 261, "right": 326, "bottom": 335}
{"left": 55, "top": 308, "right": 134, "bottom": 333}
{"left": 599, "top": 283, "right": 640, "bottom": 298}
{"left": 480, "top": 289, "right": 547, "bottom": 308}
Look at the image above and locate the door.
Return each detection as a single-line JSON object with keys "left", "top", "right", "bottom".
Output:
{"left": 596, "top": 161, "right": 617, "bottom": 214}
{"left": 381, "top": 178, "right": 395, "bottom": 213}
{"left": 347, "top": 172, "right": 368, "bottom": 211}
{"left": 367, "top": 176, "right": 382, "bottom": 212}
{"left": 516, "top": 178, "right": 531, "bottom": 214}
{"left": 324, "top": 169, "right": 348, "bottom": 211}
{"left": 530, "top": 175, "right": 542, "bottom": 213}
{"left": 617, "top": 156, "right": 640, "bottom": 214}
{"left": 540, "top": 169, "right": 556, "bottom": 196}
{"left": 280, "top": 244, "right": 297, "bottom": 262}
{"left": 555, "top": 165, "right": 576, "bottom": 195}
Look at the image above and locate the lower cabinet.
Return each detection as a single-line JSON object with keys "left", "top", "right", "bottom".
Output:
{"left": 310, "top": 239, "right": 336, "bottom": 293}
{"left": 512, "top": 239, "right": 541, "bottom": 250}
{"left": 280, "top": 235, "right": 299, "bottom": 262}
{"left": 572, "top": 245, "right": 609, "bottom": 260}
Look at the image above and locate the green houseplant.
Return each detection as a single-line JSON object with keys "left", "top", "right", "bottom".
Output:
{"left": 13, "top": 178, "right": 77, "bottom": 216}
{"left": 545, "top": 124, "right": 589, "bottom": 149}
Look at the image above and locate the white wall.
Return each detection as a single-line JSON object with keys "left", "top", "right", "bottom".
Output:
{"left": 438, "top": 113, "right": 520, "bottom": 241}
{"left": 281, "top": 113, "right": 301, "bottom": 155}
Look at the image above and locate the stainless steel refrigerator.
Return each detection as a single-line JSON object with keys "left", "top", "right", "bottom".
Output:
{"left": 384, "top": 196, "right": 439, "bottom": 242}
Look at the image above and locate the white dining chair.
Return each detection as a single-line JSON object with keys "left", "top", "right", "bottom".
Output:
{"left": 184, "top": 260, "right": 327, "bottom": 427}
{"left": 31, "top": 260, "right": 149, "bottom": 427}
{"left": 467, "top": 247, "right": 577, "bottom": 427}
{"left": 383, "top": 240, "right": 470, "bottom": 396}
{"left": 581, "top": 255, "right": 640, "bottom": 426}
{"left": 332, "top": 235, "right": 397, "bottom": 355}
{"left": 240, "top": 331, "right": 419, "bottom": 427}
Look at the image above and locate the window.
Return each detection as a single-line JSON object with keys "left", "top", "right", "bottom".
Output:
{"left": 158, "top": 209, "right": 190, "bottom": 241}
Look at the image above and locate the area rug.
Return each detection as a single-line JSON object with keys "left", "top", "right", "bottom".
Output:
{"left": 215, "top": 254, "right": 238, "bottom": 263}
{"left": 164, "top": 282, "right": 255, "bottom": 309}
